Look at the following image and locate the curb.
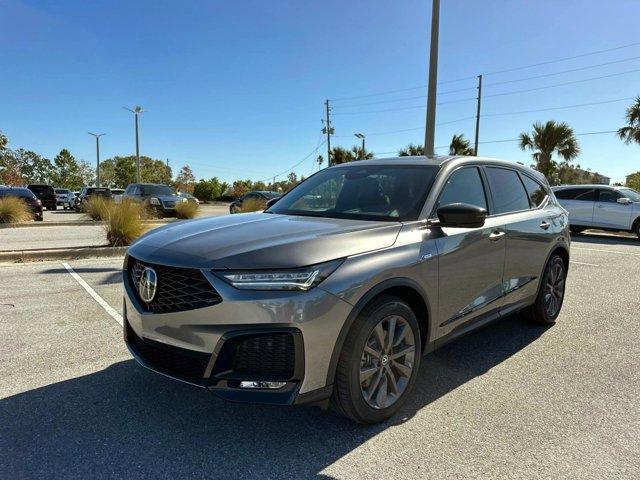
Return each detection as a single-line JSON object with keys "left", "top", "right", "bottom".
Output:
{"left": 0, "top": 246, "right": 128, "bottom": 263}
{"left": 0, "top": 219, "right": 175, "bottom": 229}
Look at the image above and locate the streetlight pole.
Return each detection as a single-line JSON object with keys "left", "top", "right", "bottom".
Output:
{"left": 123, "top": 106, "right": 144, "bottom": 182}
{"left": 423, "top": 0, "right": 440, "bottom": 157}
{"left": 88, "top": 132, "right": 106, "bottom": 187}
{"left": 354, "top": 133, "right": 365, "bottom": 159}
{"left": 474, "top": 74, "right": 483, "bottom": 156}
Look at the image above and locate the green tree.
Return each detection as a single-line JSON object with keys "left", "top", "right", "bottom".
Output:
{"left": 351, "top": 145, "right": 374, "bottom": 160}
{"left": 617, "top": 96, "right": 640, "bottom": 146}
{"left": 398, "top": 144, "right": 424, "bottom": 156}
{"left": 330, "top": 146, "right": 355, "bottom": 165}
{"left": 107, "top": 155, "right": 172, "bottom": 188}
{"left": 114, "top": 156, "right": 136, "bottom": 188}
{"left": 0, "top": 149, "right": 24, "bottom": 186}
{"left": 141, "top": 157, "right": 172, "bottom": 185}
{"left": 519, "top": 121, "right": 580, "bottom": 179}
{"left": 175, "top": 165, "right": 196, "bottom": 193}
{"left": 449, "top": 134, "right": 474, "bottom": 155}
{"left": 231, "top": 179, "right": 253, "bottom": 198}
{"left": 193, "top": 177, "right": 227, "bottom": 201}
{"left": 0, "top": 131, "right": 8, "bottom": 151}
{"left": 98, "top": 158, "right": 117, "bottom": 187}
{"left": 50, "top": 149, "right": 88, "bottom": 189}
{"left": 627, "top": 172, "right": 640, "bottom": 190}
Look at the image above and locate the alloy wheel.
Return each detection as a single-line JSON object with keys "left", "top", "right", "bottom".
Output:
{"left": 544, "top": 261, "right": 565, "bottom": 317}
{"left": 359, "top": 315, "right": 416, "bottom": 410}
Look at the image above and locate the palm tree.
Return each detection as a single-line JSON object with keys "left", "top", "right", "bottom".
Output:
{"left": 330, "top": 146, "right": 355, "bottom": 165}
{"left": 398, "top": 144, "right": 424, "bottom": 156}
{"left": 617, "top": 96, "right": 640, "bottom": 146}
{"left": 350, "top": 145, "right": 374, "bottom": 160}
{"left": 519, "top": 120, "right": 580, "bottom": 178}
{"left": 449, "top": 134, "right": 474, "bottom": 155}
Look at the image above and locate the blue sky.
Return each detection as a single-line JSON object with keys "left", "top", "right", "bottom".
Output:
{"left": 2, "top": 0, "right": 640, "bottom": 184}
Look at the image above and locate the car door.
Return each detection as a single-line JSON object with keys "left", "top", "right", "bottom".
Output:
{"left": 432, "top": 166, "right": 506, "bottom": 340}
{"left": 593, "top": 188, "right": 633, "bottom": 230}
{"left": 486, "top": 168, "right": 561, "bottom": 316}
{"left": 554, "top": 187, "right": 596, "bottom": 226}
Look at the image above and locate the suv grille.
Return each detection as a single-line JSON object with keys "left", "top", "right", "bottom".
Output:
{"left": 128, "top": 257, "right": 222, "bottom": 314}
{"left": 127, "top": 322, "right": 210, "bottom": 383}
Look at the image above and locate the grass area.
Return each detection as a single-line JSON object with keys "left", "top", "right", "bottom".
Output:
{"left": 0, "top": 196, "right": 33, "bottom": 223}
{"left": 175, "top": 200, "right": 199, "bottom": 219}
{"left": 241, "top": 197, "right": 267, "bottom": 212}
{"left": 105, "top": 200, "right": 145, "bottom": 246}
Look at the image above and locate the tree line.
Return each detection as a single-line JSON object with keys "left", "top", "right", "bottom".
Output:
{"left": 2, "top": 96, "right": 640, "bottom": 198}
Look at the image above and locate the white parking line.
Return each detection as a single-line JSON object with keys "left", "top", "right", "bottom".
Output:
{"left": 573, "top": 247, "right": 640, "bottom": 257}
{"left": 61, "top": 262, "right": 123, "bottom": 327}
{"left": 570, "top": 260, "right": 600, "bottom": 267}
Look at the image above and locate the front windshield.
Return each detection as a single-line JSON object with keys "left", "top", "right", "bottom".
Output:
{"left": 267, "top": 164, "right": 439, "bottom": 221}
{"left": 619, "top": 188, "right": 640, "bottom": 202}
{"left": 143, "top": 185, "right": 175, "bottom": 196}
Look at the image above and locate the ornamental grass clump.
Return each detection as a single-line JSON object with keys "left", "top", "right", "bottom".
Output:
{"left": 175, "top": 199, "right": 199, "bottom": 219}
{"left": 240, "top": 197, "right": 267, "bottom": 213}
{"left": 85, "top": 196, "right": 114, "bottom": 221}
{"left": 0, "top": 196, "right": 32, "bottom": 223}
{"left": 105, "top": 199, "right": 145, "bottom": 246}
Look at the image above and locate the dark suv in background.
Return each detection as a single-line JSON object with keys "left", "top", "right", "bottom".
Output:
{"left": 74, "top": 187, "right": 112, "bottom": 211}
{"left": 0, "top": 187, "right": 44, "bottom": 220}
{"left": 27, "top": 184, "right": 56, "bottom": 210}
{"left": 229, "top": 190, "right": 281, "bottom": 213}
{"left": 123, "top": 183, "right": 185, "bottom": 217}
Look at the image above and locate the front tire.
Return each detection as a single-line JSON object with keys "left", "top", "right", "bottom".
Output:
{"left": 332, "top": 295, "right": 421, "bottom": 424}
{"left": 522, "top": 254, "right": 566, "bottom": 325}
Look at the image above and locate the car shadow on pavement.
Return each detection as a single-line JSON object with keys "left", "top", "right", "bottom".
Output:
{"left": 41, "top": 267, "right": 123, "bottom": 285}
{"left": 0, "top": 314, "right": 548, "bottom": 479}
{"left": 572, "top": 233, "right": 639, "bottom": 246}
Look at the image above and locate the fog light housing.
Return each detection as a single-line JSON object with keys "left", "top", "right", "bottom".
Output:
{"left": 239, "top": 381, "right": 286, "bottom": 389}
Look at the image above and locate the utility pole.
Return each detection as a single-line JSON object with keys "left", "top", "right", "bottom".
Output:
{"left": 123, "top": 106, "right": 144, "bottom": 182}
{"left": 323, "top": 100, "right": 333, "bottom": 167}
{"left": 474, "top": 74, "right": 483, "bottom": 156}
{"left": 354, "top": 133, "right": 365, "bottom": 159}
{"left": 423, "top": 0, "right": 440, "bottom": 157}
{"left": 88, "top": 132, "right": 105, "bottom": 187}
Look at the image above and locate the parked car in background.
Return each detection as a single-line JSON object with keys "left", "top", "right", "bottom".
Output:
{"left": 27, "top": 184, "right": 56, "bottom": 210}
{"left": 552, "top": 185, "right": 640, "bottom": 238}
{"left": 229, "top": 190, "right": 281, "bottom": 213}
{"left": 0, "top": 187, "right": 43, "bottom": 221}
{"left": 177, "top": 192, "right": 200, "bottom": 205}
{"left": 74, "top": 187, "right": 112, "bottom": 212}
{"left": 111, "top": 188, "right": 125, "bottom": 204}
{"left": 123, "top": 156, "right": 570, "bottom": 424}
{"left": 54, "top": 188, "right": 74, "bottom": 210}
{"left": 122, "top": 183, "right": 186, "bottom": 217}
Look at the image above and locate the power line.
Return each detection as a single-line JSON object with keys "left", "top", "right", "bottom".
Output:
{"left": 328, "top": 41, "right": 640, "bottom": 103}
{"left": 483, "top": 97, "right": 634, "bottom": 118}
{"left": 484, "top": 68, "right": 640, "bottom": 99}
{"left": 333, "top": 116, "right": 475, "bottom": 138}
{"left": 332, "top": 97, "right": 476, "bottom": 116}
{"left": 259, "top": 140, "right": 327, "bottom": 182}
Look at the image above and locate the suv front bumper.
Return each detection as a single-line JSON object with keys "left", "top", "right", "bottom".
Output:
{"left": 123, "top": 258, "right": 352, "bottom": 405}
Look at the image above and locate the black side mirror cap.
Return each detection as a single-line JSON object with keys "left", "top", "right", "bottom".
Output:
{"left": 436, "top": 203, "right": 487, "bottom": 228}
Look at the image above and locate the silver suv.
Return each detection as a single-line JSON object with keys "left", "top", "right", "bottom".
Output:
{"left": 552, "top": 185, "right": 640, "bottom": 238}
{"left": 123, "top": 156, "right": 570, "bottom": 424}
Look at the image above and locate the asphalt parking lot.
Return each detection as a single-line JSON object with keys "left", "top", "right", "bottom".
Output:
{"left": 1, "top": 233, "right": 639, "bottom": 479}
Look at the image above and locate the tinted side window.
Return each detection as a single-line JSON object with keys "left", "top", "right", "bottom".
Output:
{"left": 437, "top": 167, "right": 488, "bottom": 211}
{"left": 521, "top": 175, "right": 547, "bottom": 207}
{"left": 485, "top": 167, "right": 530, "bottom": 214}
{"left": 555, "top": 188, "right": 595, "bottom": 201}
{"left": 598, "top": 189, "right": 621, "bottom": 203}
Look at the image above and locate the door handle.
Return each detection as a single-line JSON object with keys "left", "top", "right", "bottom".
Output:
{"left": 489, "top": 230, "right": 505, "bottom": 241}
{"left": 539, "top": 221, "right": 550, "bottom": 230}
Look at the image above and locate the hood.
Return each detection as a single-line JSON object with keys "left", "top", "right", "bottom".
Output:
{"left": 128, "top": 212, "right": 401, "bottom": 269}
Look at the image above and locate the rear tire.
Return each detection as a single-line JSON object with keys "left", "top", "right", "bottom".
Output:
{"left": 522, "top": 254, "right": 566, "bottom": 325}
{"left": 332, "top": 295, "right": 421, "bottom": 424}
{"left": 634, "top": 220, "right": 640, "bottom": 240}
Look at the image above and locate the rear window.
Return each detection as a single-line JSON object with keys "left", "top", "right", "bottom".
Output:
{"left": 55, "top": 189, "right": 70, "bottom": 194}
{"left": 0, "top": 189, "right": 36, "bottom": 199}
{"left": 28, "top": 185, "right": 54, "bottom": 195}
{"left": 485, "top": 167, "right": 530, "bottom": 214}
{"left": 87, "top": 188, "right": 112, "bottom": 196}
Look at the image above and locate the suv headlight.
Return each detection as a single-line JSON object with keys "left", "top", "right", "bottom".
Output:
{"left": 214, "top": 259, "right": 343, "bottom": 291}
{"left": 149, "top": 197, "right": 161, "bottom": 205}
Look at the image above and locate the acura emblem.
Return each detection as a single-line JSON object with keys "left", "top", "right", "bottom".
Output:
{"left": 138, "top": 267, "right": 157, "bottom": 303}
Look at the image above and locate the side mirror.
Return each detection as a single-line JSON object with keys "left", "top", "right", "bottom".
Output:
{"left": 436, "top": 203, "right": 487, "bottom": 228}
{"left": 617, "top": 197, "right": 632, "bottom": 205}
{"left": 266, "top": 197, "right": 279, "bottom": 208}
